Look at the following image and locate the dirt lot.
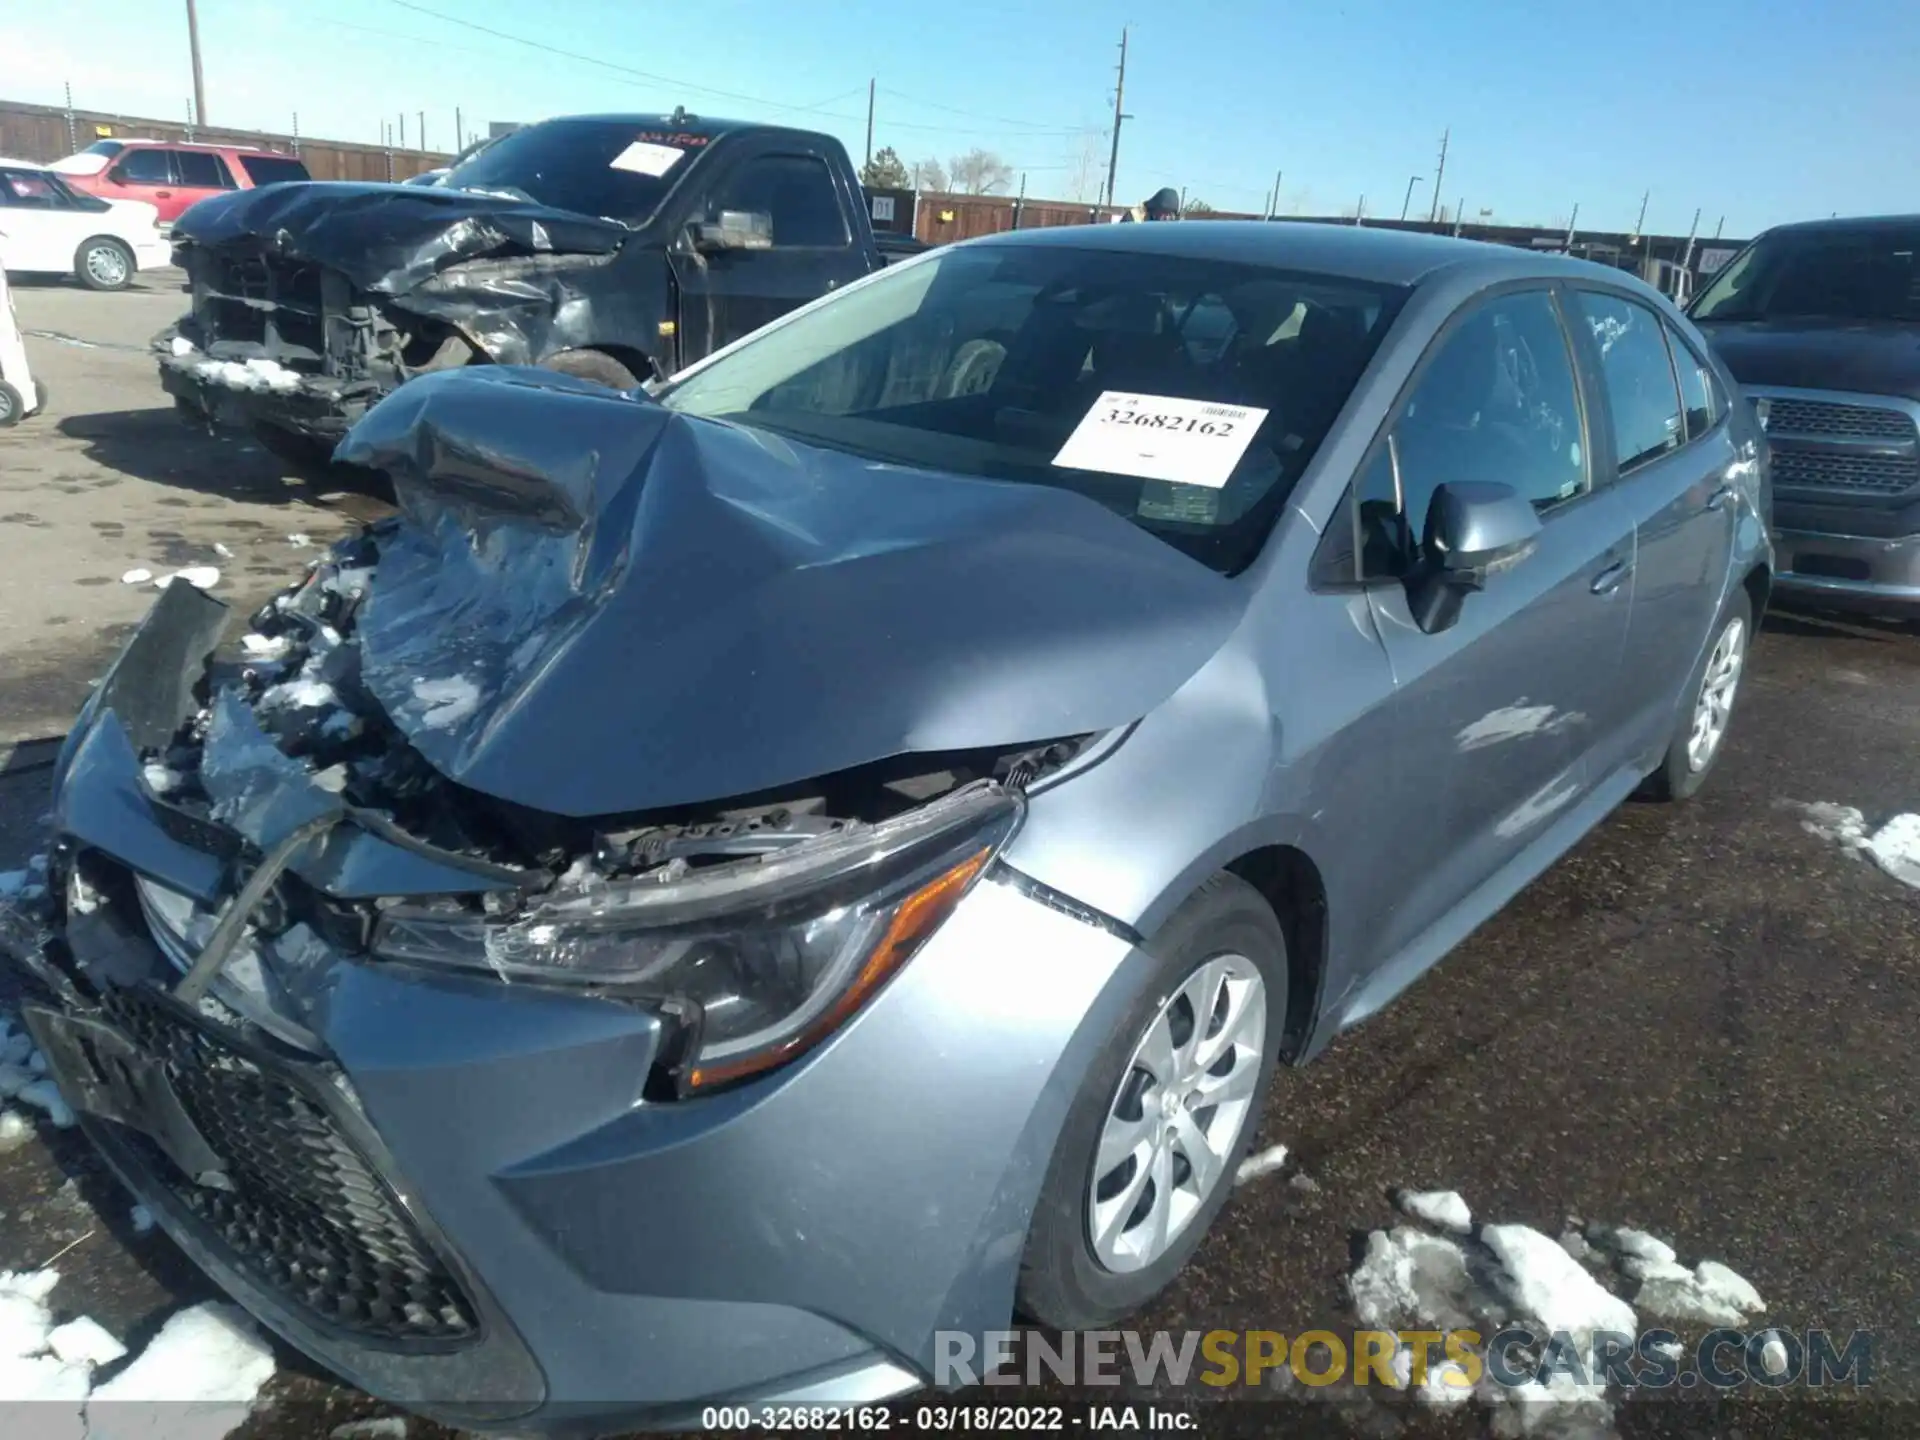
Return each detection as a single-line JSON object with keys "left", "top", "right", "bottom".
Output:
{"left": 1, "top": 279, "right": 1918, "bottom": 1439}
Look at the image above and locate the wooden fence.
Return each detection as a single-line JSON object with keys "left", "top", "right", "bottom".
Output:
{"left": 0, "top": 100, "right": 449, "bottom": 184}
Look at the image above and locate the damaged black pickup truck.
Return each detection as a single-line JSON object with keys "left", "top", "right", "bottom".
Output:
{"left": 156, "top": 111, "right": 901, "bottom": 460}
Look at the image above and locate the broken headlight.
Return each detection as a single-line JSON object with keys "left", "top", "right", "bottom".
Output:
{"left": 371, "top": 781, "right": 1022, "bottom": 1092}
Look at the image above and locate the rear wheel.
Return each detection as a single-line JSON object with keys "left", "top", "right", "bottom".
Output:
{"left": 1016, "top": 873, "right": 1285, "bottom": 1329}
{"left": 0, "top": 380, "right": 24, "bottom": 427}
{"left": 75, "top": 237, "right": 135, "bottom": 291}
{"left": 539, "top": 349, "right": 643, "bottom": 390}
{"left": 1639, "top": 589, "right": 1753, "bottom": 802}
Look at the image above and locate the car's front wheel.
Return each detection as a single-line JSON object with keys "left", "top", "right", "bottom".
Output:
{"left": 1640, "top": 588, "right": 1753, "bottom": 802}
{"left": 1016, "top": 873, "right": 1284, "bottom": 1329}
{"left": 75, "top": 236, "right": 135, "bottom": 291}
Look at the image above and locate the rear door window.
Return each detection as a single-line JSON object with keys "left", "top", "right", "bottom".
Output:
{"left": 1664, "top": 324, "right": 1718, "bottom": 439}
{"left": 712, "top": 155, "right": 849, "bottom": 247}
{"left": 173, "top": 151, "right": 233, "bottom": 188}
{"left": 238, "top": 155, "right": 310, "bottom": 186}
{"left": 0, "top": 170, "right": 61, "bottom": 208}
{"left": 116, "top": 149, "right": 175, "bottom": 185}
{"left": 1575, "top": 292, "right": 1683, "bottom": 472}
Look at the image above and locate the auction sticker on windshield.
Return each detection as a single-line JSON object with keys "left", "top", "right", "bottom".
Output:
{"left": 1053, "top": 391, "right": 1268, "bottom": 488}
{"left": 609, "top": 140, "right": 686, "bottom": 178}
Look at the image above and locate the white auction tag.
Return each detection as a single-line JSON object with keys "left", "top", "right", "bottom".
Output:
{"left": 609, "top": 141, "right": 685, "bottom": 178}
{"left": 1051, "top": 391, "right": 1268, "bottom": 489}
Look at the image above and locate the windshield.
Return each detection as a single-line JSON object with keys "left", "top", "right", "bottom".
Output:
{"left": 1691, "top": 227, "right": 1920, "bottom": 323}
{"left": 438, "top": 118, "right": 701, "bottom": 223}
{"left": 660, "top": 243, "right": 1405, "bottom": 574}
{"left": 82, "top": 141, "right": 125, "bottom": 158}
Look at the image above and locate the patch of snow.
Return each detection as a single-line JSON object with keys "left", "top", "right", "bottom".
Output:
{"left": 1618, "top": 1255, "right": 1691, "bottom": 1283}
{"left": 170, "top": 336, "right": 197, "bottom": 357}
{"left": 119, "top": 569, "right": 152, "bottom": 586}
{"left": 212, "top": 543, "right": 233, "bottom": 559}
{"left": 1585, "top": 1224, "right": 1675, "bottom": 1265}
{"left": 1787, "top": 801, "right": 1920, "bottom": 889}
{"left": 48, "top": 1318, "right": 126, "bottom": 1370}
{"left": 86, "top": 1302, "right": 275, "bottom": 1438}
{"left": 1348, "top": 1226, "right": 1479, "bottom": 1332}
{"left": 1863, "top": 812, "right": 1920, "bottom": 890}
{"left": 1287, "top": 1171, "right": 1319, "bottom": 1193}
{"left": 240, "top": 633, "right": 291, "bottom": 660}
{"left": 153, "top": 567, "right": 220, "bottom": 592}
{"left": 191, "top": 356, "right": 305, "bottom": 396}
{"left": 321, "top": 565, "right": 374, "bottom": 598}
{"left": 410, "top": 676, "right": 480, "bottom": 730}
{"left": 1482, "top": 1224, "right": 1637, "bottom": 1343}
{"left": 0, "top": 1109, "right": 32, "bottom": 1153}
{"left": 286, "top": 533, "right": 311, "bottom": 548}
{"left": 258, "top": 677, "right": 338, "bottom": 711}
{"left": 129, "top": 1206, "right": 155, "bottom": 1235}
{"left": 1396, "top": 1188, "right": 1472, "bottom": 1233}
{"left": 1555, "top": 1229, "right": 1593, "bottom": 1263}
{"left": 1632, "top": 1258, "right": 1763, "bottom": 1328}
{"left": 1758, "top": 1331, "right": 1790, "bottom": 1378}
{"left": 1418, "top": 1359, "right": 1476, "bottom": 1406}
{"left": 142, "top": 763, "right": 183, "bottom": 796}
{"left": 1235, "top": 1142, "right": 1288, "bottom": 1185}
{"left": 17, "top": 1078, "right": 75, "bottom": 1128}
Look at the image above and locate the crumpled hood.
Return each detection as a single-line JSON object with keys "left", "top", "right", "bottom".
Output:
{"left": 170, "top": 181, "right": 629, "bottom": 295}
{"left": 334, "top": 367, "right": 1249, "bottom": 818}
{"left": 1695, "top": 318, "right": 1920, "bottom": 403}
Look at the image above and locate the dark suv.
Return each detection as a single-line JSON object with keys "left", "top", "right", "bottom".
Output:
{"left": 1690, "top": 215, "right": 1920, "bottom": 618}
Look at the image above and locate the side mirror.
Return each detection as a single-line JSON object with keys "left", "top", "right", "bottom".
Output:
{"left": 1405, "top": 481, "right": 1541, "bottom": 635}
{"left": 106, "top": 165, "right": 128, "bottom": 184}
{"left": 692, "top": 209, "right": 773, "bottom": 253}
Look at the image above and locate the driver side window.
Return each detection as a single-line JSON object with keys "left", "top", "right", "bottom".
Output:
{"left": 710, "top": 154, "right": 849, "bottom": 248}
{"left": 1354, "top": 288, "right": 1588, "bottom": 580}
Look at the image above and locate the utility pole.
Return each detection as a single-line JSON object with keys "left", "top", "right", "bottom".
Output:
{"left": 1453, "top": 196, "right": 1464, "bottom": 235}
{"left": 1400, "top": 174, "right": 1424, "bottom": 222}
{"left": 1714, "top": 215, "right": 1725, "bottom": 238}
{"left": 418, "top": 111, "right": 426, "bottom": 152}
{"left": 1354, "top": 194, "right": 1365, "bottom": 226}
{"left": 1267, "top": 168, "right": 1282, "bottom": 220}
{"left": 184, "top": 0, "right": 207, "bottom": 127}
{"left": 399, "top": 112, "right": 407, "bottom": 150}
{"left": 1102, "top": 27, "right": 1131, "bottom": 210}
{"left": 455, "top": 106, "right": 463, "bottom": 152}
{"left": 864, "top": 79, "right": 875, "bottom": 170}
{"left": 1681, "top": 207, "right": 1701, "bottom": 270}
{"left": 1634, "top": 189, "right": 1649, "bottom": 238}
{"left": 291, "top": 111, "right": 300, "bottom": 157}
{"left": 1013, "top": 172, "right": 1026, "bottom": 230}
{"left": 185, "top": 98, "right": 196, "bottom": 143}
{"left": 64, "top": 82, "right": 76, "bottom": 153}
{"left": 1564, "top": 202, "right": 1580, "bottom": 250}
{"left": 1429, "top": 127, "right": 1449, "bottom": 223}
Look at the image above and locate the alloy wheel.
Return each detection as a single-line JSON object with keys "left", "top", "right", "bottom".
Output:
{"left": 1687, "top": 615, "right": 1746, "bottom": 773}
{"left": 1087, "top": 954, "right": 1266, "bottom": 1273}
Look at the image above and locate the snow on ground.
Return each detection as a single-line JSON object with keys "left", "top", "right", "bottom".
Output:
{"left": 1335, "top": 1187, "right": 1767, "bottom": 1436}
{"left": 1788, "top": 800, "right": 1920, "bottom": 890}
{"left": 1395, "top": 1188, "right": 1472, "bottom": 1233}
{"left": 190, "top": 357, "right": 304, "bottom": 396}
{"left": 87, "top": 1304, "right": 276, "bottom": 1440}
{"left": 152, "top": 568, "right": 219, "bottom": 593}
{"left": 1235, "top": 1143, "right": 1288, "bottom": 1185}
{"left": 119, "top": 570, "right": 151, "bottom": 586}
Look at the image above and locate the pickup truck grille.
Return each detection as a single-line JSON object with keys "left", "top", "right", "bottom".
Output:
{"left": 1764, "top": 397, "right": 1916, "bottom": 441}
{"left": 1756, "top": 391, "right": 1920, "bottom": 498}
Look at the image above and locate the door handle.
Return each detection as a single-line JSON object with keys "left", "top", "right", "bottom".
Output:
{"left": 1590, "top": 559, "right": 1632, "bottom": 596}
{"left": 155, "top": 190, "right": 172, "bottom": 199}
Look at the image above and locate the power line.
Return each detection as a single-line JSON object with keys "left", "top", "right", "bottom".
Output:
{"left": 875, "top": 85, "right": 1091, "bottom": 134}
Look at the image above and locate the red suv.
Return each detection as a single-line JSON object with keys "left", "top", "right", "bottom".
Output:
{"left": 49, "top": 140, "right": 311, "bottom": 226}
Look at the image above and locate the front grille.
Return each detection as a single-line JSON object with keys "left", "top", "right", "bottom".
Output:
{"left": 100, "top": 987, "right": 480, "bottom": 1346}
{"left": 1770, "top": 448, "right": 1920, "bottom": 496}
{"left": 1766, "top": 397, "right": 1917, "bottom": 441}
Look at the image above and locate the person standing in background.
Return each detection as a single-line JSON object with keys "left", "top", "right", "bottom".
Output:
{"left": 1112, "top": 187, "right": 1181, "bottom": 222}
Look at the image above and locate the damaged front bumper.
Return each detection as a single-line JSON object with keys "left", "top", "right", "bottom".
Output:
{"left": 3, "top": 564, "right": 1148, "bottom": 1429}
{"left": 158, "top": 341, "right": 381, "bottom": 442}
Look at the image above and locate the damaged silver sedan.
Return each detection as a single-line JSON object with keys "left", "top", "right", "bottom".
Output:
{"left": 2, "top": 220, "right": 1769, "bottom": 1429}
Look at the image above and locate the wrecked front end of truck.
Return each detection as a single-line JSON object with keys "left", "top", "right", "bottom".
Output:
{"left": 156, "top": 183, "right": 635, "bottom": 445}
{"left": 3, "top": 365, "right": 1244, "bottom": 1423}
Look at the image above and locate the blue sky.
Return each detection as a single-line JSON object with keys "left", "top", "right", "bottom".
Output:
{"left": 3, "top": 0, "right": 1916, "bottom": 237}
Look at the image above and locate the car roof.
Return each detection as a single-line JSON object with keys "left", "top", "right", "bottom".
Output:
{"left": 0, "top": 157, "right": 50, "bottom": 170}
{"left": 1755, "top": 212, "right": 1920, "bottom": 239}
{"left": 533, "top": 112, "right": 815, "bottom": 144}
{"left": 116, "top": 139, "right": 269, "bottom": 154}
{"left": 960, "top": 219, "right": 1636, "bottom": 290}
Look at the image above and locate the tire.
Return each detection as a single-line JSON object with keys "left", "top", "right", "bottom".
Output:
{"left": 0, "top": 380, "right": 23, "bottom": 427}
{"left": 75, "top": 237, "right": 135, "bottom": 292}
{"left": 1639, "top": 588, "right": 1754, "bottom": 803}
{"left": 539, "top": 349, "right": 642, "bottom": 390}
{"left": 1016, "top": 873, "right": 1286, "bottom": 1329}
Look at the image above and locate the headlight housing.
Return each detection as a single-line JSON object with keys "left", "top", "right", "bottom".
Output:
{"left": 372, "top": 781, "right": 1023, "bottom": 1092}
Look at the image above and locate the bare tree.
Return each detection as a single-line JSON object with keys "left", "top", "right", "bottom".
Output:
{"left": 1182, "top": 197, "right": 1215, "bottom": 216}
{"left": 1065, "top": 130, "right": 1106, "bottom": 203}
{"left": 909, "top": 157, "right": 948, "bottom": 192}
{"left": 949, "top": 148, "right": 1014, "bottom": 196}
